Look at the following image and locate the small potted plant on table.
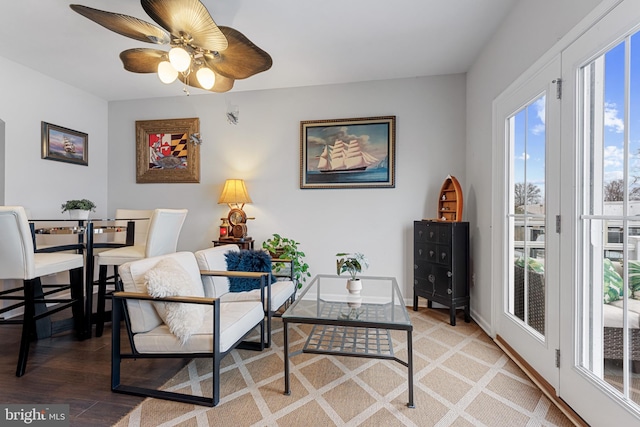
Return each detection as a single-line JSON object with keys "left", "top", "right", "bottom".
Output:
{"left": 61, "top": 199, "right": 96, "bottom": 220}
{"left": 336, "top": 252, "right": 369, "bottom": 294}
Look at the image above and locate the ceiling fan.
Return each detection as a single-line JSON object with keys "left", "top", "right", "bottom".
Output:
{"left": 70, "top": 0, "right": 272, "bottom": 93}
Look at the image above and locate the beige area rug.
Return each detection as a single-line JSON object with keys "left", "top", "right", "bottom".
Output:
{"left": 114, "top": 308, "right": 575, "bottom": 427}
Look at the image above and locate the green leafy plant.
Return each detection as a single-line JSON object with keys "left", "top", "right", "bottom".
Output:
{"left": 336, "top": 252, "right": 369, "bottom": 280}
{"left": 262, "top": 234, "right": 310, "bottom": 288}
{"left": 60, "top": 199, "right": 96, "bottom": 212}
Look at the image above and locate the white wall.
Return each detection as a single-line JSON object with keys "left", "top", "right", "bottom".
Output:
{"left": 0, "top": 56, "right": 108, "bottom": 307}
{"left": 0, "top": 56, "right": 109, "bottom": 217}
{"left": 108, "top": 75, "right": 467, "bottom": 299}
{"left": 465, "top": 0, "right": 604, "bottom": 332}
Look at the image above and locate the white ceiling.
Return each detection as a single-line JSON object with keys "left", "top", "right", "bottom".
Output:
{"left": 0, "top": 0, "right": 517, "bottom": 101}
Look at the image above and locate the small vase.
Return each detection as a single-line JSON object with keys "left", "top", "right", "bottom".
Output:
{"left": 346, "top": 278, "right": 362, "bottom": 295}
{"left": 68, "top": 209, "right": 90, "bottom": 220}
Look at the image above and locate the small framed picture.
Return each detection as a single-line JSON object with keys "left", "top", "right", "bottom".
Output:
{"left": 300, "top": 116, "right": 396, "bottom": 189}
{"left": 41, "top": 122, "right": 88, "bottom": 166}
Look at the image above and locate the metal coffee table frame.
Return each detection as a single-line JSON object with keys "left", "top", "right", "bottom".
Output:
{"left": 282, "top": 274, "right": 414, "bottom": 408}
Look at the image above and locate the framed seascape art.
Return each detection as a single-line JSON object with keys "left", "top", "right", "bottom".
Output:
{"left": 300, "top": 116, "right": 396, "bottom": 189}
{"left": 135, "top": 117, "right": 200, "bottom": 183}
{"left": 41, "top": 122, "right": 88, "bottom": 166}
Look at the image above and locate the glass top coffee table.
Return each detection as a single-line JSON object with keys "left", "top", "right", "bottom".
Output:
{"left": 282, "top": 274, "right": 414, "bottom": 408}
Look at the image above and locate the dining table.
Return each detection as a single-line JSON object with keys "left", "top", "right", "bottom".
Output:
{"left": 29, "top": 218, "right": 141, "bottom": 339}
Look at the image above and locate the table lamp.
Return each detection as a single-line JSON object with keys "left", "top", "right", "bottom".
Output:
{"left": 218, "top": 179, "right": 252, "bottom": 238}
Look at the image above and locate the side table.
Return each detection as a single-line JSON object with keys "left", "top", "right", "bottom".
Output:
{"left": 213, "top": 237, "right": 254, "bottom": 250}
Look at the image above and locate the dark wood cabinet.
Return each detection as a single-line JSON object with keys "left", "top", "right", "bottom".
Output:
{"left": 413, "top": 220, "right": 470, "bottom": 325}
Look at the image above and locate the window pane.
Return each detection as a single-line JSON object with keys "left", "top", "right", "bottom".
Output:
{"left": 580, "top": 34, "right": 640, "bottom": 407}
{"left": 509, "top": 93, "right": 546, "bottom": 337}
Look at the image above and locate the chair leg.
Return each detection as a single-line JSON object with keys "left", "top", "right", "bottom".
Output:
{"left": 69, "top": 267, "right": 85, "bottom": 338}
{"left": 95, "top": 265, "right": 109, "bottom": 337}
{"left": 16, "top": 280, "right": 36, "bottom": 377}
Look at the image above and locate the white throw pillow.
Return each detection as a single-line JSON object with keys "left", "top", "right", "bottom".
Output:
{"left": 145, "top": 257, "right": 204, "bottom": 344}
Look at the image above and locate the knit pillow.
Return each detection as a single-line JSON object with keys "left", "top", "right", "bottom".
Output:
{"left": 145, "top": 257, "right": 204, "bottom": 344}
{"left": 225, "top": 249, "right": 276, "bottom": 292}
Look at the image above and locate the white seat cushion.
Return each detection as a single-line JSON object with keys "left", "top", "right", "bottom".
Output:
{"left": 220, "top": 279, "right": 295, "bottom": 311}
{"left": 132, "top": 301, "right": 263, "bottom": 353}
{"left": 97, "top": 245, "right": 146, "bottom": 266}
{"left": 606, "top": 298, "right": 640, "bottom": 329}
{"left": 33, "top": 252, "right": 83, "bottom": 277}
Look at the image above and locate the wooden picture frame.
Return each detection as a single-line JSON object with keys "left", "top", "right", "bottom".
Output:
{"left": 41, "top": 122, "right": 88, "bottom": 166}
{"left": 300, "top": 116, "right": 396, "bottom": 189}
{"left": 135, "top": 117, "right": 200, "bottom": 183}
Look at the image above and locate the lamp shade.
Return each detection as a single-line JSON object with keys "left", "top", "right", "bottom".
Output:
{"left": 218, "top": 179, "right": 252, "bottom": 205}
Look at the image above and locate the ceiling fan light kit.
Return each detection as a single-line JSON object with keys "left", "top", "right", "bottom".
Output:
{"left": 70, "top": 0, "right": 272, "bottom": 94}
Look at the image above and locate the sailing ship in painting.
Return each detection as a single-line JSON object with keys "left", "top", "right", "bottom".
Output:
{"left": 63, "top": 136, "right": 76, "bottom": 153}
{"left": 317, "top": 139, "right": 379, "bottom": 173}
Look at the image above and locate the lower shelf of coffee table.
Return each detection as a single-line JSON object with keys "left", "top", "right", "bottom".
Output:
{"left": 303, "top": 324, "right": 394, "bottom": 358}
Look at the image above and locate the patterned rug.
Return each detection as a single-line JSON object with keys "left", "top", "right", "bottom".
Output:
{"left": 114, "top": 308, "right": 574, "bottom": 427}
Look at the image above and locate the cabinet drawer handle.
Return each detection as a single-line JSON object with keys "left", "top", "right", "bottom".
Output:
{"left": 429, "top": 250, "right": 434, "bottom": 257}
{"left": 414, "top": 264, "right": 418, "bottom": 270}
{"left": 441, "top": 252, "right": 447, "bottom": 260}
{"left": 429, "top": 231, "right": 434, "bottom": 239}
{"left": 418, "top": 230, "right": 423, "bottom": 238}
{"left": 428, "top": 274, "right": 435, "bottom": 283}
{"left": 418, "top": 249, "right": 423, "bottom": 256}
{"left": 447, "top": 288, "right": 452, "bottom": 294}
{"left": 447, "top": 271, "right": 452, "bottom": 277}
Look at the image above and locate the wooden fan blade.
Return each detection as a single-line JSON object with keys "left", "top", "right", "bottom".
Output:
{"left": 70, "top": 5, "right": 170, "bottom": 45}
{"left": 178, "top": 71, "right": 235, "bottom": 93}
{"left": 120, "top": 48, "right": 166, "bottom": 73}
{"left": 206, "top": 26, "right": 272, "bottom": 80}
{"left": 141, "top": 0, "right": 228, "bottom": 52}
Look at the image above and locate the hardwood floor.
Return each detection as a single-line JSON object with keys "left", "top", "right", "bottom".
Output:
{"left": 0, "top": 317, "right": 188, "bottom": 426}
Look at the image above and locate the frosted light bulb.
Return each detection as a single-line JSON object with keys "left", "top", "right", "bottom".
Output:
{"left": 196, "top": 67, "right": 216, "bottom": 89}
{"left": 168, "top": 47, "right": 191, "bottom": 72}
{"left": 157, "top": 61, "right": 178, "bottom": 84}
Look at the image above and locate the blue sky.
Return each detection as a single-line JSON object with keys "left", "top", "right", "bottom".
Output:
{"left": 603, "top": 33, "right": 640, "bottom": 185}
{"left": 514, "top": 30, "right": 640, "bottom": 201}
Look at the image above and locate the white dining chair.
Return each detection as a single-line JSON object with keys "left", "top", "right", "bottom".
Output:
{"left": 92, "top": 208, "right": 188, "bottom": 337}
{"left": 0, "top": 206, "right": 84, "bottom": 376}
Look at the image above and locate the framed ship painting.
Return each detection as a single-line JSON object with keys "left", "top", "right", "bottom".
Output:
{"left": 135, "top": 117, "right": 200, "bottom": 183}
{"left": 41, "top": 122, "right": 88, "bottom": 166}
{"left": 300, "top": 116, "right": 395, "bottom": 189}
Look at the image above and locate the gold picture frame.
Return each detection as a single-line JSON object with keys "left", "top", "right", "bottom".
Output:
{"left": 135, "top": 118, "right": 200, "bottom": 183}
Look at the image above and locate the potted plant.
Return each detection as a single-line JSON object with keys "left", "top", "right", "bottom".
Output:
{"left": 262, "top": 234, "right": 310, "bottom": 289}
{"left": 61, "top": 199, "right": 96, "bottom": 220}
{"left": 336, "top": 252, "right": 369, "bottom": 294}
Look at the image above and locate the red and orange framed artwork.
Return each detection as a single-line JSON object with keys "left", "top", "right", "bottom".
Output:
{"left": 135, "top": 117, "right": 200, "bottom": 183}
